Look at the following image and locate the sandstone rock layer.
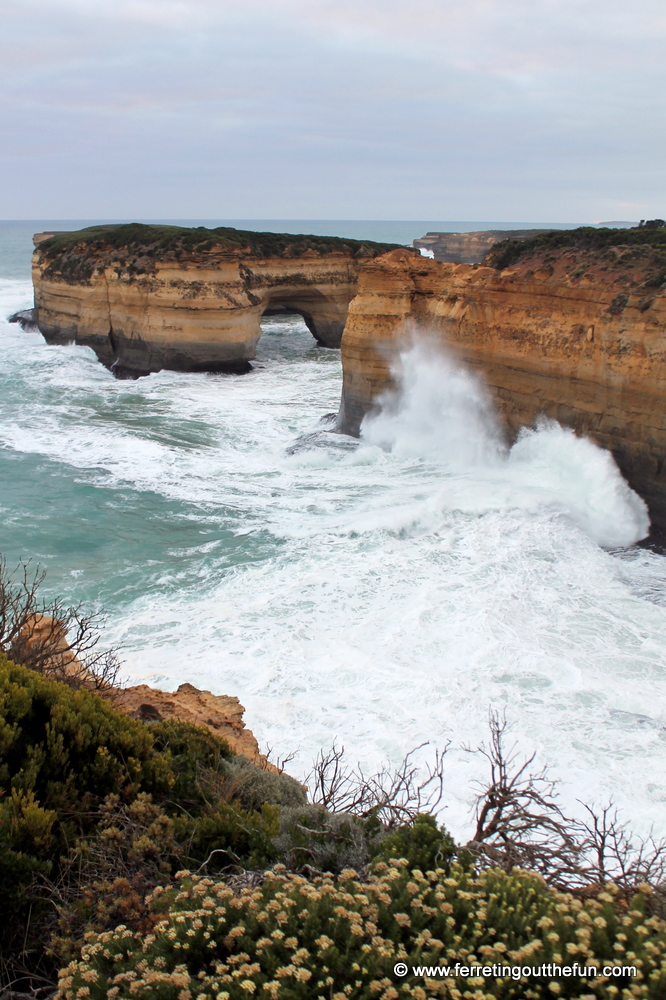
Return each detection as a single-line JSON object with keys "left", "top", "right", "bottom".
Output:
{"left": 32, "top": 224, "right": 399, "bottom": 377}
{"left": 338, "top": 246, "right": 666, "bottom": 531}
{"left": 115, "top": 682, "right": 278, "bottom": 771}
{"left": 15, "top": 613, "right": 273, "bottom": 768}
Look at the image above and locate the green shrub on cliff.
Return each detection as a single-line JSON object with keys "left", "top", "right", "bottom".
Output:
{"left": 222, "top": 755, "right": 307, "bottom": 812}
{"left": 486, "top": 224, "right": 666, "bottom": 271}
{"left": 370, "top": 812, "right": 458, "bottom": 874}
{"left": 148, "top": 717, "right": 235, "bottom": 811}
{"left": 0, "top": 654, "right": 171, "bottom": 845}
{"left": 37, "top": 223, "right": 402, "bottom": 283}
{"left": 0, "top": 654, "right": 291, "bottom": 985}
{"left": 59, "top": 863, "right": 666, "bottom": 1000}
{"left": 273, "top": 803, "right": 384, "bottom": 874}
{"left": 0, "top": 653, "right": 168, "bottom": 981}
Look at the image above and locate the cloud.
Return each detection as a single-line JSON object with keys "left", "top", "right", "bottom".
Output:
{"left": 0, "top": 0, "right": 664, "bottom": 219}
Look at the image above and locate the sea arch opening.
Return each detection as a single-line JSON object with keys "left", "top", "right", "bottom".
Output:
{"left": 258, "top": 288, "right": 347, "bottom": 349}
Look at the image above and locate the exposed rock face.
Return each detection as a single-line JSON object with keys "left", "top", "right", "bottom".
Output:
{"left": 31, "top": 224, "right": 399, "bottom": 377}
{"left": 413, "top": 229, "right": 551, "bottom": 264}
{"left": 338, "top": 243, "right": 666, "bottom": 530}
{"left": 32, "top": 231, "right": 67, "bottom": 246}
{"left": 16, "top": 613, "right": 89, "bottom": 684}
{"left": 114, "top": 682, "right": 278, "bottom": 771}
{"left": 15, "top": 613, "right": 273, "bottom": 768}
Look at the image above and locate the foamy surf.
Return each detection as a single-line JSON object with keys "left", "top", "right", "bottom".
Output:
{"left": 361, "top": 341, "right": 649, "bottom": 549}
{"left": 1, "top": 300, "right": 665, "bottom": 841}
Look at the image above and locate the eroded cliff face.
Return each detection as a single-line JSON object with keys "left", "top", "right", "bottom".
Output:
{"left": 412, "top": 229, "right": 550, "bottom": 263}
{"left": 32, "top": 224, "right": 399, "bottom": 376}
{"left": 115, "top": 682, "right": 278, "bottom": 771}
{"left": 17, "top": 612, "right": 277, "bottom": 768}
{"left": 339, "top": 245, "right": 666, "bottom": 527}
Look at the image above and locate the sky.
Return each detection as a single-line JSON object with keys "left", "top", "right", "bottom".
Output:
{"left": 1, "top": 0, "right": 665, "bottom": 222}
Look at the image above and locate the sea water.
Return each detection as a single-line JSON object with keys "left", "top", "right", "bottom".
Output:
{"left": 1, "top": 228, "right": 665, "bottom": 841}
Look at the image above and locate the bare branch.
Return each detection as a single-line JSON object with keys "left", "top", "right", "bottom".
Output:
{"left": 305, "top": 742, "right": 449, "bottom": 827}
{"left": 577, "top": 801, "right": 666, "bottom": 891}
{"left": 463, "top": 711, "right": 583, "bottom": 884}
{"left": 462, "top": 711, "right": 666, "bottom": 892}
{"left": 260, "top": 745, "right": 297, "bottom": 775}
{"left": 0, "top": 557, "right": 125, "bottom": 695}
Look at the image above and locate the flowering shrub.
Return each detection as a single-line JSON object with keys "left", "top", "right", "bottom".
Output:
{"left": 0, "top": 655, "right": 289, "bottom": 987}
{"left": 59, "top": 861, "right": 666, "bottom": 999}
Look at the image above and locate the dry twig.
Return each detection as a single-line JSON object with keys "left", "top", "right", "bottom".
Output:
{"left": 0, "top": 557, "right": 124, "bottom": 694}
{"left": 306, "top": 742, "right": 448, "bottom": 827}
{"left": 464, "top": 711, "right": 666, "bottom": 892}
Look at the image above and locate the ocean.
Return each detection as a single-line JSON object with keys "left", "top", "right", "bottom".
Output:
{"left": 1, "top": 219, "right": 664, "bottom": 841}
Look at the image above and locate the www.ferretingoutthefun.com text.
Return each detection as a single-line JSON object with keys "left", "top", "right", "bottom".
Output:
{"left": 393, "top": 961, "right": 636, "bottom": 981}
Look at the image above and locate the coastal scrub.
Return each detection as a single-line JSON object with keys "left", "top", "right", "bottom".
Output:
{"left": 59, "top": 862, "right": 666, "bottom": 999}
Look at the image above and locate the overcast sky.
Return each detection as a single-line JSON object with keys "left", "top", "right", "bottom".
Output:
{"left": 1, "top": 0, "right": 664, "bottom": 221}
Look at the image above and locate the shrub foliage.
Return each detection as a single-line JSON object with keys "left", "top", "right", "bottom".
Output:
{"left": 0, "top": 654, "right": 292, "bottom": 987}
{"left": 59, "top": 862, "right": 666, "bottom": 999}
{"left": 485, "top": 224, "right": 666, "bottom": 271}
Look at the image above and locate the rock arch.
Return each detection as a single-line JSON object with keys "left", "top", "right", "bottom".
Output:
{"left": 259, "top": 287, "right": 348, "bottom": 348}
{"left": 31, "top": 224, "right": 400, "bottom": 377}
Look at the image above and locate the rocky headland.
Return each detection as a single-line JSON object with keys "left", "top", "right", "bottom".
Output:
{"left": 15, "top": 612, "right": 277, "bottom": 770}
{"left": 338, "top": 227, "right": 666, "bottom": 533}
{"left": 413, "top": 228, "right": 551, "bottom": 263}
{"left": 27, "top": 222, "right": 666, "bottom": 530}
{"left": 31, "top": 223, "right": 400, "bottom": 377}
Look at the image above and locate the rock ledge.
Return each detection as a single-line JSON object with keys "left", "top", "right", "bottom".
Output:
{"left": 115, "top": 682, "right": 278, "bottom": 771}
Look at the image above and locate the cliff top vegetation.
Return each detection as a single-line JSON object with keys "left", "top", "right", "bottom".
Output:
{"left": 5, "top": 557, "right": 666, "bottom": 996}
{"left": 35, "top": 222, "right": 402, "bottom": 265}
{"left": 486, "top": 221, "right": 666, "bottom": 271}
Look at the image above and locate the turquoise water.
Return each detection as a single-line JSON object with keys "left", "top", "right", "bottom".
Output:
{"left": 1, "top": 221, "right": 665, "bottom": 840}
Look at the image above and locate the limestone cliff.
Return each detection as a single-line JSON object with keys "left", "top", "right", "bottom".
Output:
{"left": 17, "top": 612, "right": 275, "bottom": 769}
{"left": 338, "top": 232, "right": 666, "bottom": 530}
{"left": 32, "top": 224, "right": 400, "bottom": 377}
{"left": 413, "top": 229, "right": 551, "bottom": 264}
{"left": 115, "top": 682, "right": 277, "bottom": 771}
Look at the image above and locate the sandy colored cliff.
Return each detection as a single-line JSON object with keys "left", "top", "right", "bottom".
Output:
{"left": 17, "top": 612, "right": 275, "bottom": 768}
{"left": 115, "top": 682, "right": 278, "bottom": 771}
{"left": 413, "top": 229, "right": 550, "bottom": 263}
{"left": 338, "top": 237, "right": 666, "bottom": 530}
{"left": 32, "top": 224, "right": 399, "bottom": 377}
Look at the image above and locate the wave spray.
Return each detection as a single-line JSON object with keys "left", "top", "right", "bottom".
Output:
{"left": 361, "top": 339, "right": 649, "bottom": 549}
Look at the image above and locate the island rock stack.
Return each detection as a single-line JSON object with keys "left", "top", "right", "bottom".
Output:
{"left": 31, "top": 224, "right": 400, "bottom": 377}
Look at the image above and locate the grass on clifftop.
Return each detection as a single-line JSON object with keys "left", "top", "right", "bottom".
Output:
{"left": 36, "top": 223, "right": 402, "bottom": 263}
{"left": 486, "top": 223, "right": 666, "bottom": 270}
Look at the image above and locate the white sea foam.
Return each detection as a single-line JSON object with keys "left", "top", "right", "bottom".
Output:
{"left": 1, "top": 296, "right": 666, "bottom": 840}
{"left": 362, "top": 341, "right": 650, "bottom": 548}
{"left": 362, "top": 340, "right": 506, "bottom": 467}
